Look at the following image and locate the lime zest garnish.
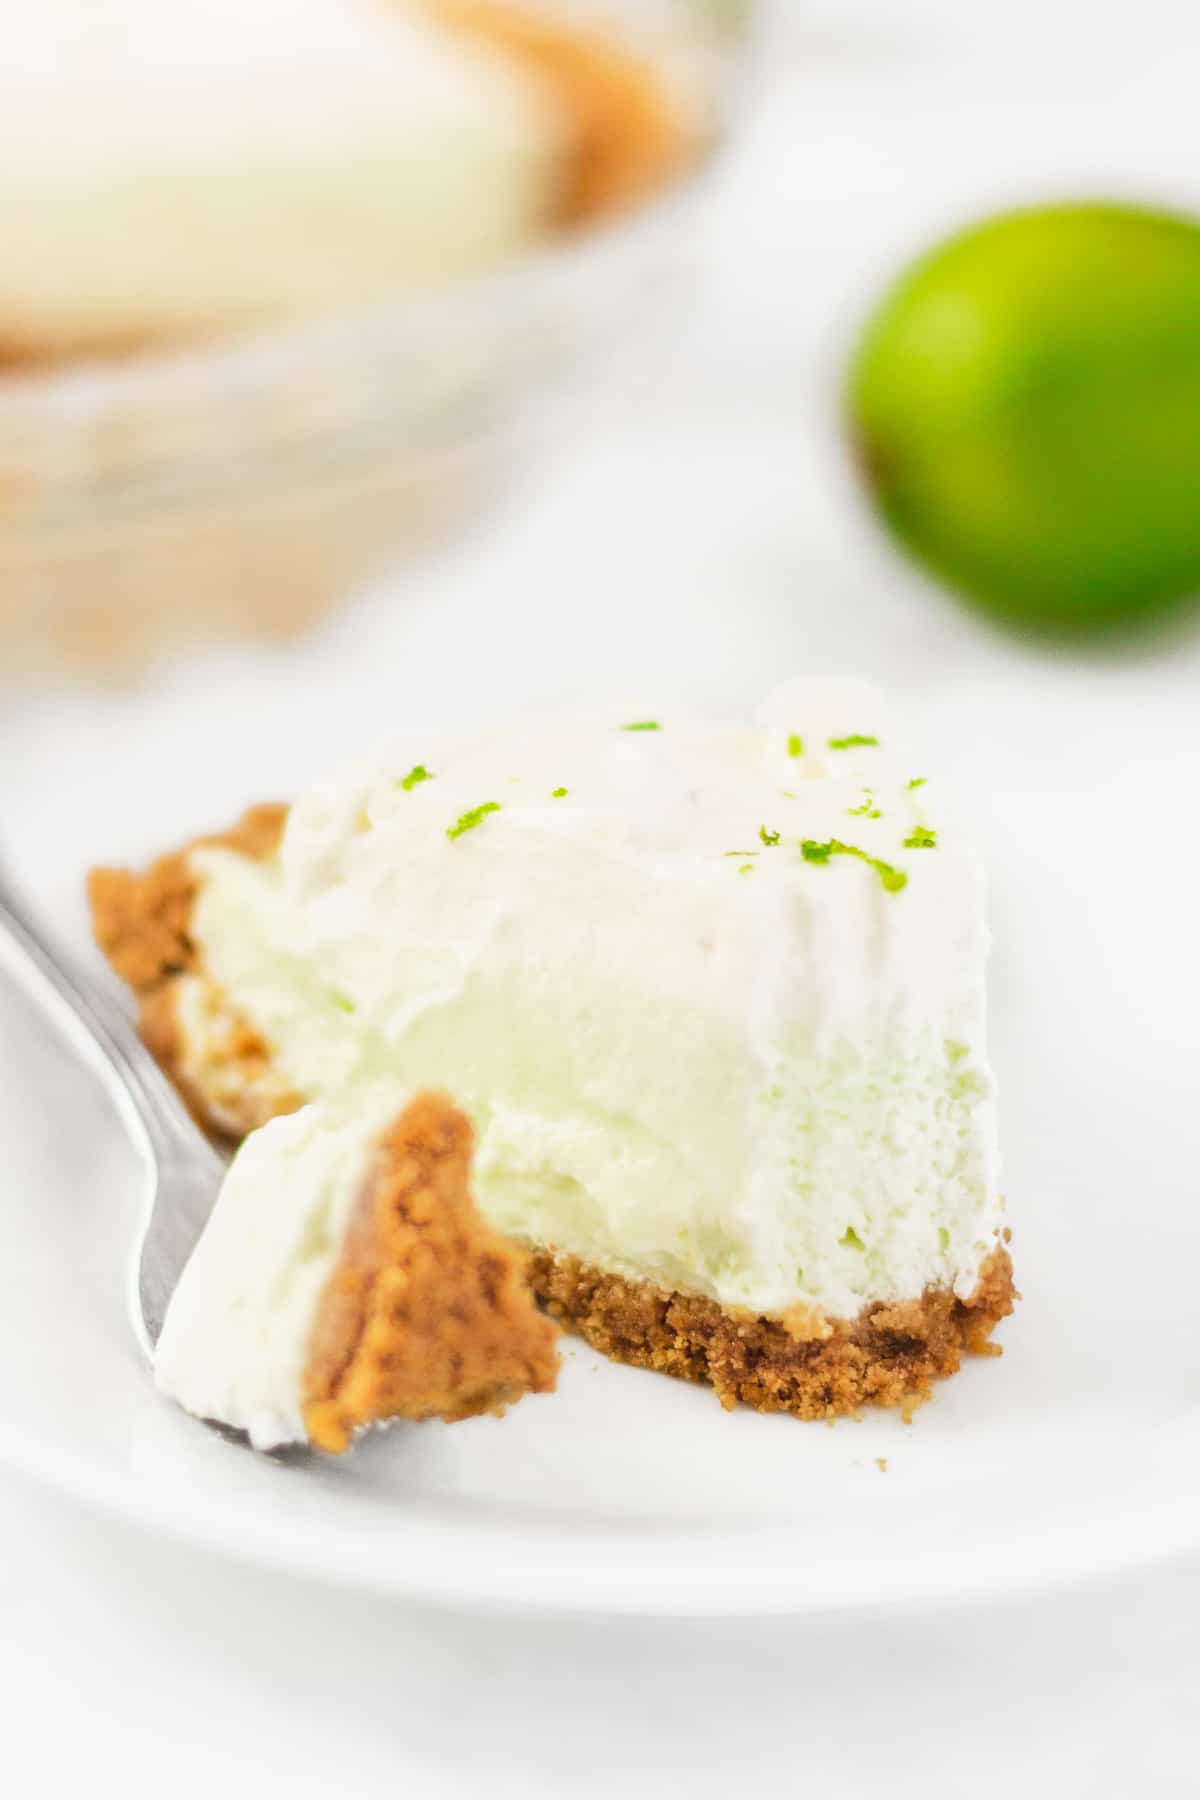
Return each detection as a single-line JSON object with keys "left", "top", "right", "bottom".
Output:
{"left": 848, "top": 789, "right": 882, "bottom": 819}
{"left": 787, "top": 734, "right": 804, "bottom": 758}
{"left": 551, "top": 787, "right": 568, "bottom": 798}
{"left": 828, "top": 734, "right": 879, "bottom": 750}
{"left": 446, "top": 802, "right": 501, "bottom": 842}
{"left": 904, "top": 825, "right": 938, "bottom": 849}
{"left": 938, "top": 1226, "right": 951, "bottom": 1252}
{"left": 399, "top": 764, "right": 433, "bottom": 792}
{"left": 738, "top": 863, "right": 755, "bottom": 875}
{"left": 800, "top": 837, "right": 907, "bottom": 893}
{"left": 908, "top": 776, "right": 927, "bottom": 791}
{"left": 333, "top": 993, "right": 356, "bottom": 1014}
{"left": 759, "top": 825, "right": 780, "bottom": 846}
{"left": 724, "top": 850, "right": 758, "bottom": 857}
{"left": 839, "top": 1226, "right": 866, "bottom": 1251}
{"left": 622, "top": 720, "right": 661, "bottom": 732}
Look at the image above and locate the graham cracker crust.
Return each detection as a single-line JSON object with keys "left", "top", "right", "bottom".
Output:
{"left": 529, "top": 1248, "right": 1014, "bottom": 1420}
{"left": 88, "top": 803, "right": 286, "bottom": 996}
{"left": 90, "top": 810, "right": 1015, "bottom": 1423}
{"left": 88, "top": 804, "right": 290, "bottom": 1136}
{"left": 431, "top": 1, "right": 687, "bottom": 224}
{"left": 303, "top": 1092, "right": 560, "bottom": 1453}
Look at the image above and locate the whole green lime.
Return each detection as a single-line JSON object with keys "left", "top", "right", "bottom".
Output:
{"left": 848, "top": 202, "right": 1200, "bottom": 635}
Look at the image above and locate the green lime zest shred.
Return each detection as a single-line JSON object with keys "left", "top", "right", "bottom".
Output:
{"left": 399, "top": 764, "right": 433, "bottom": 792}
{"left": 622, "top": 720, "right": 661, "bottom": 732}
{"left": 738, "top": 863, "right": 755, "bottom": 875}
{"left": 904, "top": 825, "right": 938, "bottom": 849}
{"left": 787, "top": 734, "right": 804, "bottom": 758}
{"left": 446, "top": 802, "right": 502, "bottom": 842}
{"left": 800, "top": 837, "right": 907, "bottom": 893}
{"left": 551, "top": 787, "right": 568, "bottom": 798}
{"left": 839, "top": 1226, "right": 866, "bottom": 1251}
{"left": 333, "top": 993, "right": 356, "bottom": 1014}
{"left": 938, "top": 1226, "right": 950, "bottom": 1252}
{"left": 908, "top": 776, "right": 927, "bottom": 791}
{"left": 828, "top": 734, "right": 879, "bottom": 750}
{"left": 759, "top": 825, "right": 780, "bottom": 846}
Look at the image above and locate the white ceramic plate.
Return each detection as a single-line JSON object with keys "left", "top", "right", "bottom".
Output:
{"left": 2, "top": 422, "right": 1199, "bottom": 1617}
{"left": 3, "top": 935, "right": 1199, "bottom": 1621}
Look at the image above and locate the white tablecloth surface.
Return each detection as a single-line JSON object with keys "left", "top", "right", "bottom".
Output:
{"left": 4, "top": 5, "right": 1199, "bottom": 1792}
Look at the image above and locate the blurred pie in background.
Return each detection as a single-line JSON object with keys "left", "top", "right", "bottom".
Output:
{"left": 0, "top": 0, "right": 744, "bottom": 681}
{"left": 0, "top": 0, "right": 687, "bottom": 368}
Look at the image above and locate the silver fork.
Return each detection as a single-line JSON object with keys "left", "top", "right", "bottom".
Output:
{"left": 0, "top": 864, "right": 227, "bottom": 1356}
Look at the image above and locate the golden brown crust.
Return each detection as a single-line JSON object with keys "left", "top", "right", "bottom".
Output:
{"left": 0, "top": 321, "right": 225, "bottom": 375}
{"left": 430, "top": 1, "right": 688, "bottom": 224}
{"left": 88, "top": 803, "right": 286, "bottom": 995}
{"left": 528, "top": 1246, "right": 1015, "bottom": 1420}
{"left": 302, "top": 1092, "right": 559, "bottom": 1453}
{"left": 88, "top": 804, "right": 288, "bottom": 1135}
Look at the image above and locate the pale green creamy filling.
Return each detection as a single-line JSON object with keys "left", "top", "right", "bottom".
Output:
{"left": 181, "top": 680, "right": 1003, "bottom": 1319}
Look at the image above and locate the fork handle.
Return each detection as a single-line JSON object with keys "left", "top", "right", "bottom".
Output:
{"left": 0, "top": 867, "right": 199, "bottom": 1164}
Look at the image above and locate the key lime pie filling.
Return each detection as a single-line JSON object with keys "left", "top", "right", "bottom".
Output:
{"left": 91, "top": 679, "right": 1013, "bottom": 1419}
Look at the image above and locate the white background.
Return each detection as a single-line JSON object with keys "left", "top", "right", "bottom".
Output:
{"left": 3, "top": 2, "right": 1200, "bottom": 1792}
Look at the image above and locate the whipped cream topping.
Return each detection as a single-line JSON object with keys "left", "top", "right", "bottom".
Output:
{"left": 185, "top": 679, "right": 1003, "bottom": 1318}
{"left": 0, "top": 0, "right": 564, "bottom": 352}
{"left": 155, "top": 1098, "right": 398, "bottom": 1449}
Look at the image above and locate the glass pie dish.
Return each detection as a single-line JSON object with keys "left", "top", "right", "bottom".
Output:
{"left": 0, "top": 0, "right": 754, "bottom": 682}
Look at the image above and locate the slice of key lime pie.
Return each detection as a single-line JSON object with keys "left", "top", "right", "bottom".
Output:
{"left": 91, "top": 680, "right": 1013, "bottom": 1420}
